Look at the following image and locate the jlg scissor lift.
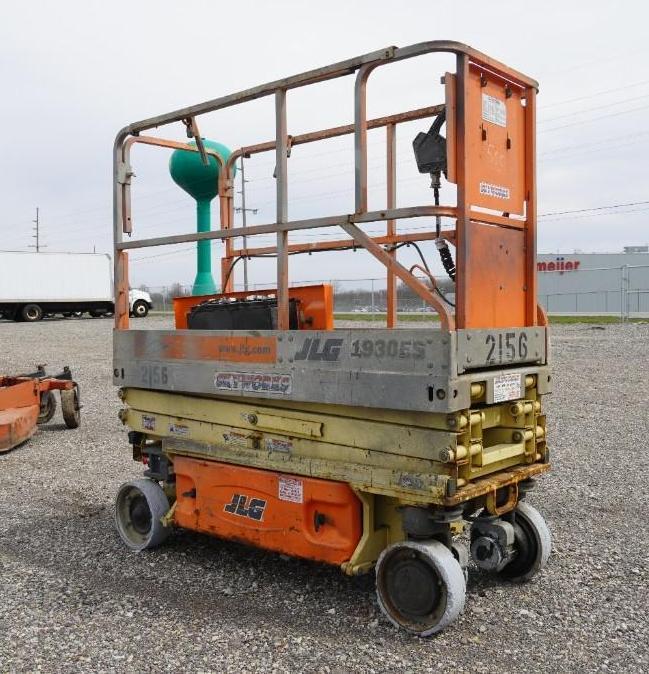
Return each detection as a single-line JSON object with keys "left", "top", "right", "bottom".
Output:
{"left": 112, "top": 42, "right": 551, "bottom": 635}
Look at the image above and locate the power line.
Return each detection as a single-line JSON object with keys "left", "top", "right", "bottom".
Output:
{"left": 540, "top": 103, "right": 649, "bottom": 133}
{"left": 538, "top": 79, "right": 649, "bottom": 110}
{"left": 538, "top": 200, "right": 649, "bottom": 217}
{"left": 539, "top": 92, "right": 649, "bottom": 124}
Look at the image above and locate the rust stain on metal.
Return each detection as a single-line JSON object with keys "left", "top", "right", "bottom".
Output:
{"left": 443, "top": 463, "right": 550, "bottom": 506}
{"left": 159, "top": 335, "right": 277, "bottom": 363}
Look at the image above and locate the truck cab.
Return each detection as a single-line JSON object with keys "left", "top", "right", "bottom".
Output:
{"left": 128, "top": 289, "right": 152, "bottom": 318}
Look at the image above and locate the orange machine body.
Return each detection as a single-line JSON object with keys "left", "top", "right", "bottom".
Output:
{"left": 173, "top": 456, "right": 362, "bottom": 565}
{"left": 0, "top": 375, "right": 75, "bottom": 452}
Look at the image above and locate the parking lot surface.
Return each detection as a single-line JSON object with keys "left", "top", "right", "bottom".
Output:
{"left": 0, "top": 316, "right": 648, "bottom": 672}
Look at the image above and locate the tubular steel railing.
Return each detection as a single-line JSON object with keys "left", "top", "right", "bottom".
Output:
{"left": 113, "top": 41, "right": 540, "bottom": 332}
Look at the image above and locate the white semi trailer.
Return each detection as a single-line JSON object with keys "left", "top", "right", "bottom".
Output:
{"left": 0, "top": 252, "right": 152, "bottom": 322}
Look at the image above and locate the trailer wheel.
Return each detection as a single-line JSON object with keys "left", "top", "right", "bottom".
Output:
{"left": 37, "top": 391, "right": 57, "bottom": 424}
{"left": 60, "top": 387, "right": 81, "bottom": 429}
{"left": 21, "top": 304, "right": 43, "bottom": 322}
{"left": 376, "top": 540, "right": 466, "bottom": 636}
{"left": 115, "top": 479, "right": 172, "bottom": 551}
{"left": 498, "top": 502, "right": 551, "bottom": 582}
{"left": 89, "top": 310, "right": 104, "bottom": 318}
{"left": 132, "top": 300, "right": 149, "bottom": 318}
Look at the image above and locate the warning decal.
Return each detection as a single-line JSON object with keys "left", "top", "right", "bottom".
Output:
{"left": 493, "top": 373, "right": 522, "bottom": 403}
{"left": 482, "top": 93, "right": 507, "bottom": 127}
{"left": 278, "top": 476, "right": 303, "bottom": 504}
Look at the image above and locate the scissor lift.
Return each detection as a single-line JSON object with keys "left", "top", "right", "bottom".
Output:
{"left": 112, "top": 41, "right": 551, "bottom": 635}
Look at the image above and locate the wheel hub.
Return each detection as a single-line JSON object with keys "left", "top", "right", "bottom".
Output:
{"left": 385, "top": 553, "right": 440, "bottom": 617}
{"left": 129, "top": 495, "right": 152, "bottom": 535}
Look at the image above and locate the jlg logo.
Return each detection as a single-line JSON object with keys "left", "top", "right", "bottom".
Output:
{"left": 223, "top": 493, "right": 267, "bottom": 521}
{"left": 294, "top": 337, "right": 343, "bottom": 362}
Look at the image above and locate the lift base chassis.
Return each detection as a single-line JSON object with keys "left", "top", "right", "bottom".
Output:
{"left": 116, "top": 325, "right": 550, "bottom": 575}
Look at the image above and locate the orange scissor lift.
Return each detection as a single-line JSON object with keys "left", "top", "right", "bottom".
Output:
{"left": 112, "top": 42, "right": 551, "bottom": 635}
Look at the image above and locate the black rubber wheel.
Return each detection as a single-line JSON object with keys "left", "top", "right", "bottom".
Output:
{"left": 498, "top": 503, "right": 551, "bottom": 582}
{"left": 37, "top": 391, "right": 57, "bottom": 424}
{"left": 115, "top": 479, "right": 171, "bottom": 551}
{"left": 89, "top": 310, "right": 104, "bottom": 318}
{"left": 132, "top": 300, "right": 149, "bottom": 318}
{"left": 21, "top": 304, "right": 43, "bottom": 322}
{"left": 60, "top": 387, "right": 81, "bottom": 429}
{"left": 72, "top": 311, "right": 83, "bottom": 318}
{"left": 62, "top": 312, "right": 72, "bottom": 318}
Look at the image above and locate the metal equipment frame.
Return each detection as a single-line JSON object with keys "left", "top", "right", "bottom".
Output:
{"left": 112, "top": 43, "right": 553, "bottom": 637}
{"left": 113, "top": 41, "right": 543, "bottom": 333}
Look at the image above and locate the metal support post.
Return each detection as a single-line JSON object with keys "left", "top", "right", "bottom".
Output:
{"left": 386, "top": 123, "right": 397, "bottom": 327}
{"left": 275, "top": 89, "right": 289, "bottom": 329}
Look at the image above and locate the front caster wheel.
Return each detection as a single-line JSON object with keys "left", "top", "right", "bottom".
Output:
{"left": 376, "top": 540, "right": 466, "bottom": 636}
{"left": 115, "top": 479, "right": 171, "bottom": 551}
{"left": 499, "top": 502, "right": 551, "bottom": 582}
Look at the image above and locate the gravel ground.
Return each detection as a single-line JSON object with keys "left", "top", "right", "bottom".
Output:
{"left": 0, "top": 315, "right": 648, "bottom": 673}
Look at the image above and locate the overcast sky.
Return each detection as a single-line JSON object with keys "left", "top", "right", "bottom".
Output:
{"left": 2, "top": 0, "right": 648, "bottom": 291}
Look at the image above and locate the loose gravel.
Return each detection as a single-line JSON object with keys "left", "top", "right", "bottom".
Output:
{"left": 0, "top": 316, "right": 648, "bottom": 673}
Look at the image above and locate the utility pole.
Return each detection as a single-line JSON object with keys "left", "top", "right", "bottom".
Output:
{"left": 29, "top": 207, "right": 45, "bottom": 252}
{"left": 234, "top": 156, "right": 258, "bottom": 291}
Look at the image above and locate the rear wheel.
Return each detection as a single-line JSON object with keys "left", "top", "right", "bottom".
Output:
{"left": 61, "top": 387, "right": 81, "bottom": 429}
{"left": 115, "top": 479, "right": 171, "bottom": 551}
{"left": 89, "top": 310, "right": 104, "bottom": 318}
{"left": 21, "top": 304, "right": 43, "bottom": 322}
{"left": 376, "top": 540, "right": 466, "bottom": 636}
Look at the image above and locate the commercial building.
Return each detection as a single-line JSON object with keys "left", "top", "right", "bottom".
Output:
{"left": 537, "top": 248, "right": 649, "bottom": 316}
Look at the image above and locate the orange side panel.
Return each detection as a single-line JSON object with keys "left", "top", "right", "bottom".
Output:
{"left": 0, "top": 379, "right": 40, "bottom": 410}
{"left": 0, "top": 406, "right": 39, "bottom": 452}
{"left": 173, "top": 284, "right": 333, "bottom": 331}
{"left": 464, "top": 221, "right": 526, "bottom": 329}
{"left": 465, "top": 65, "right": 526, "bottom": 216}
{"left": 173, "top": 457, "right": 362, "bottom": 566}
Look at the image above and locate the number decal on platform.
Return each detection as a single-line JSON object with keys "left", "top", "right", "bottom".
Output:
{"left": 485, "top": 332, "right": 529, "bottom": 365}
{"left": 139, "top": 365, "right": 169, "bottom": 386}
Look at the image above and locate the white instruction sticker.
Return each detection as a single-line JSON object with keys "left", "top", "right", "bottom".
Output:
{"left": 493, "top": 373, "right": 522, "bottom": 403}
{"left": 482, "top": 93, "right": 507, "bottom": 127}
{"left": 278, "top": 476, "right": 303, "bottom": 504}
{"left": 480, "top": 182, "right": 511, "bottom": 200}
